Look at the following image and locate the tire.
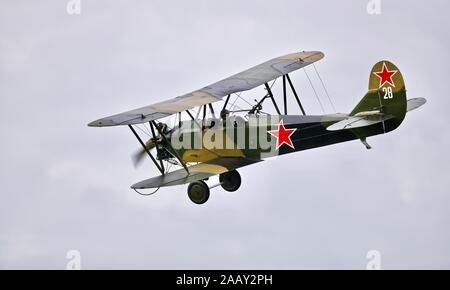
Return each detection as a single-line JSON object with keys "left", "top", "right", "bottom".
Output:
{"left": 187, "top": 181, "right": 210, "bottom": 204}
{"left": 219, "top": 170, "right": 241, "bottom": 192}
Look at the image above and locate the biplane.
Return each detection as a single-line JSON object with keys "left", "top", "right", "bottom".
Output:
{"left": 88, "top": 51, "right": 426, "bottom": 204}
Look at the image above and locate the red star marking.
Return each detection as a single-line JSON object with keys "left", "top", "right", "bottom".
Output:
{"left": 268, "top": 119, "right": 297, "bottom": 150}
{"left": 373, "top": 62, "right": 398, "bottom": 88}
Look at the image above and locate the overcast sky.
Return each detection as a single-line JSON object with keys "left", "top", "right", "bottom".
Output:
{"left": 1, "top": 0, "right": 449, "bottom": 269}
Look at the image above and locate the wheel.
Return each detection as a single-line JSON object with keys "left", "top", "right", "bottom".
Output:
{"left": 219, "top": 170, "right": 241, "bottom": 192}
{"left": 187, "top": 180, "right": 210, "bottom": 204}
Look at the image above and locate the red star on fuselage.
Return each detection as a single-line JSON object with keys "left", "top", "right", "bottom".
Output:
{"left": 373, "top": 62, "right": 398, "bottom": 88}
{"left": 267, "top": 119, "right": 297, "bottom": 150}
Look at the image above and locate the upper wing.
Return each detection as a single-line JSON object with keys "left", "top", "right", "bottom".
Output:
{"left": 131, "top": 157, "right": 261, "bottom": 189}
{"left": 88, "top": 51, "right": 324, "bottom": 127}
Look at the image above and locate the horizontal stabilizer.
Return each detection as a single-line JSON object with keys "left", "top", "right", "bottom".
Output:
{"left": 407, "top": 98, "right": 427, "bottom": 112}
{"left": 326, "top": 114, "right": 392, "bottom": 131}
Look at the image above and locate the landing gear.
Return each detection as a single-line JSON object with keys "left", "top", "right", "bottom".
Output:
{"left": 219, "top": 170, "right": 241, "bottom": 192}
{"left": 187, "top": 170, "right": 241, "bottom": 204}
{"left": 187, "top": 180, "right": 210, "bottom": 204}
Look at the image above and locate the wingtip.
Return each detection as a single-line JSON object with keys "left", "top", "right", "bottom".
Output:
{"left": 306, "top": 50, "right": 325, "bottom": 62}
{"left": 87, "top": 118, "right": 115, "bottom": 127}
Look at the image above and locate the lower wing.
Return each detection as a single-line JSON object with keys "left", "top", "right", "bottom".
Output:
{"left": 131, "top": 157, "right": 261, "bottom": 189}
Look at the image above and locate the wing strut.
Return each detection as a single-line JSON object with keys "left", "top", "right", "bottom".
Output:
{"left": 128, "top": 125, "right": 165, "bottom": 175}
{"left": 202, "top": 105, "right": 207, "bottom": 120}
{"left": 283, "top": 75, "right": 287, "bottom": 115}
{"left": 221, "top": 94, "right": 231, "bottom": 114}
{"left": 248, "top": 75, "right": 307, "bottom": 116}
{"left": 208, "top": 103, "right": 216, "bottom": 118}
{"left": 264, "top": 83, "right": 281, "bottom": 115}
{"left": 149, "top": 122, "right": 165, "bottom": 172}
{"left": 285, "top": 74, "right": 306, "bottom": 115}
{"left": 186, "top": 110, "right": 195, "bottom": 120}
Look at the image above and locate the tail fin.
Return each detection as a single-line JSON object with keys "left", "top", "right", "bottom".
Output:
{"left": 351, "top": 61, "right": 407, "bottom": 133}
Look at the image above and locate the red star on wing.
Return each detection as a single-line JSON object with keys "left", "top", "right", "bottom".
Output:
{"left": 373, "top": 62, "right": 398, "bottom": 88}
{"left": 268, "top": 119, "right": 297, "bottom": 150}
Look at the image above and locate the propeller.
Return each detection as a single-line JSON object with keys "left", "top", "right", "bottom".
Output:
{"left": 131, "top": 122, "right": 169, "bottom": 168}
{"left": 132, "top": 138, "right": 157, "bottom": 167}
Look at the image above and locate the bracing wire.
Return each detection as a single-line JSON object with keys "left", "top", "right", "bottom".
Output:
{"left": 229, "top": 94, "right": 241, "bottom": 111}
{"left": 135, "top": 124, "right": 151, "bottom": 138}
{"left": 223, "top": 78, "right": 278, "bottom": 114}
{"left": 304, "top": 68, "right": 325, "bottom": 114}
{"left": 145, "top": 122, "right": 154, "bottom": 136}
{"left": 222, "top": 92, "right": 245, "bottom": 112}
{"left": 234, "top": 92, "right": 253, "bottom": 108}
{"left": 313, "top": 63, "right": 336, "bottom": 113}
{"left": 269, "top": 78, "right": 277, "bottom": 89}
{"left": 195, "top": 106, "right": 202, "bottom": 119}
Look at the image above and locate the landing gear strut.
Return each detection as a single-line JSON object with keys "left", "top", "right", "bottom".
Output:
{"left": 219, "top": 170, "right": 241, "bottom": 192}
{"left": 187, "top": 180, "right": 210, "bottom": 204}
